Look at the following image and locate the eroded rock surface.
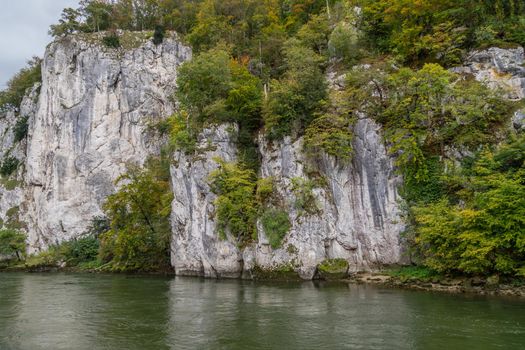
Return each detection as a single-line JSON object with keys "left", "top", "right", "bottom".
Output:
{"left": 170, "top": 119, "right": 404, "bottom": 279}
{"left": 170, "top": 125, "right": 243, "bottom": 278}
{"left": 24, "top": 34, "right": 191, "bottom": 251}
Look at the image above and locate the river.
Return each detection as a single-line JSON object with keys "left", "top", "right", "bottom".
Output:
{"left": 0, "top": 273, "right": 524, "bottom": 349}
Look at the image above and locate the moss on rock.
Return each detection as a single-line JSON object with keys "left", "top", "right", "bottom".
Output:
{"left": 317, "top": 258, "right": 349, "bottom": 280}
{"left": 251, "top": 264, "right": 301, "bottom": 281}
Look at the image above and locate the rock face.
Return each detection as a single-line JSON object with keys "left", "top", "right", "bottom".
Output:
{"left": 452, "top": 46, "right": 525, "bottom": 100}
{"left": 170, "top": 124, "right": 243, "bottom": 278}
{"left": 252, "top": 117, "right": 404, "bottom": 278}
{"left": 170, "top": 119, "right": 405, "bottom": 279}
{"left": 23, "top": 34, "right": 191, "bottom": 251}
{"left": 0, "top": 85, "right": 39, "bottom": 232}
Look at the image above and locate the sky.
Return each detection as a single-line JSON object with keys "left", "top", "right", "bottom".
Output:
{"left": 0, "top": 0, "right": 79, "bottom": 89}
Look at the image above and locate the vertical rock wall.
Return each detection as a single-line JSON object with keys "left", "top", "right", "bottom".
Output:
{"left": 170, "top": 118, "right": 405, "bottom": 279}
{"left": 23, "top": 34, "right": 191, "bottom": 251}
{"left": 170, "top": 125, "right": 243, "bottom": 278}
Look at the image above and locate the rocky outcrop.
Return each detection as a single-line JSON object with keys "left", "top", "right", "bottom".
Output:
{"left": 170, "top": 124, "right": 242, "bottom": 278}
{"left": 452, "top": 46, "right": 525, "bottom": 132}
{"left": 23, "top": 33, "right": 191, "bottom": 252}
{"left": 452, "top": 46, "right": 525, "bottom": 100}
{"left": 169, "top": 118, "right": 404, "bottom": 279}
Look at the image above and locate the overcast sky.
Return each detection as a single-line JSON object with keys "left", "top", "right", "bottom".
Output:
{"left": 0, "top": 0, "right": 79, "bottom": 89}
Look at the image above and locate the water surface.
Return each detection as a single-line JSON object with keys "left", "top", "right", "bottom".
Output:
{"left": 0, "top": 273, "right": 524, "bottom": 349}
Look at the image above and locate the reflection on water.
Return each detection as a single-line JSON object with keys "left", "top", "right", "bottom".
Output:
{"left": 0, "top": 273, "right": 524, "bottom": 350}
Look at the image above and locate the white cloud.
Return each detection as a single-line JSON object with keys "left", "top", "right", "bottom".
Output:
{"left": 0, "top": 0, "right": 79, "bottom": 88}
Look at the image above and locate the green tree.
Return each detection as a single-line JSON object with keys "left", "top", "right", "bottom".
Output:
{"left": 80, "top": 0, "right": 114, "bottom": 32}
{"left": 414, "top": 137, "right": 525, "bottom": 275}
{"left": 263, "top": 38, "right": 327, "bottom": 139}
{"left": 100, "top": 157, "right": 173, "bottom": 271}
{"left": 49, "top": 7, "right": 82, "bottom": 37}
{"left": 379, "top": 63, "right": 513, "bottom": 182}
{"left": 0, "top": 229, "right": 26, "bottom": 260}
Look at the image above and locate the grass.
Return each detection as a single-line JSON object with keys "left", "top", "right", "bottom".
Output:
{"left": 385, "top": 265, "right": 438, "bottom": 281}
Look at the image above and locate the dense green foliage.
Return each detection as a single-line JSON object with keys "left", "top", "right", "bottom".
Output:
{"left": 0, "top": 229, "right": 26, "bottom": 260}
{"left": 102, "top": 32, "right": 121, "bottom": 48}
{"left": 100, "top": 157, "right": 173, "bottom": 271}
{"left": 209, "top": 159, "right": 258, "bottom": 244}
{"left": 263, "top": 38, "right": 327, "bottom": 139}
{"left": 413, "top": 136, "right": 525, "bottom": 275}
{"left": 358, "top": 0, "right": 525, "bottom": 65}
{"left": 25, "top": 236, "right": 100, "bottom": 270}
{"left": 380, "top": 63, "right": 512, "bottom": 181}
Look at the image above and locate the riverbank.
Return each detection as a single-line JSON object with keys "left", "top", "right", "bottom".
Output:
{"left": 2, "top": 260, "right": 525, "bottom": 297}
{"left": 348, "top": 271, "right": 525, "bottom": 297}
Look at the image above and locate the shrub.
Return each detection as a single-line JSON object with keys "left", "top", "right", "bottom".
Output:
{"left": 68, "top": 236, "right": 99, "bottom": 263}
{"left": 153, "top": 25, "right": 165, "bottom": 45}
{"left": 261, "top": 208, "right": 290, "bottom": 249}
{"left": 168, "top": 112, "right": 197, "bottom": 154}
{"left": 0, "top": 156, "right": 20, "bottom": 177}
{"left": 291, "top": 177, "right": 320, "bottom": 215}
{"left": 103, "top": 34, "right": 121, "bottom": 48}
{"left": 13, "top": 116, "right": 29, "bottom": 143}
{"left": 209, "top": 159, "right": 258, "bottom": 244}
{"left": 256, "top": 177, "right": 274, "bottom": 205}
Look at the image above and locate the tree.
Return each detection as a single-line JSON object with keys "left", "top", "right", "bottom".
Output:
{"left": 263, "top": 38, "right": 327, "bottom": 139}
{"left": 80, "top": 0, "right": 114, "bottom": 32}
{"left": 414, "top": 137, "right": 525, "bottom": 275}
{"left": 100, "top": 157, "right": 173, "bottom": 271}
{"left": 378, "top": 63, "right": 513, "bottom": 181}
{"left": 177, "top": 48, "right": 262, "bottom": 127}
{"left": 49, "top": 7, "right": 82, "bottom": 37}
{"left": 0, "top": 229, "right": 26, "bottom": 260}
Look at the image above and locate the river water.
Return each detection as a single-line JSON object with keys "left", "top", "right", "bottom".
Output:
{"left": 0, "top": 273, "right": 524, "bottom": 349}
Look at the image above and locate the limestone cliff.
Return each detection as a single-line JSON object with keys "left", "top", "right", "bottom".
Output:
{"left": 170, "top": 118, "right": 404, "bottom": 279}
{"left": 3, "top": 30, "right": 523, "bottom": 278}
{"left": 22, "top": 33, "right": 191, "bottom": 251}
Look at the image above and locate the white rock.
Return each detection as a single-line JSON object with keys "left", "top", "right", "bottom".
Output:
{"left": 170, "top": 124, "right": 243, "bottom": 278}
{"left": 452, "top": 46, "right": 525, "bottom": 100}
{"left": 23, "top": 34, "right": 191, "bottom": 252}
{"left": 170, "top": 119, "right": 405, "bottom": 279}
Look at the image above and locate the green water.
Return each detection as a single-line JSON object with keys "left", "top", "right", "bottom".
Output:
{"left": 0, "top": 273, "right": 524, "bottom": 349}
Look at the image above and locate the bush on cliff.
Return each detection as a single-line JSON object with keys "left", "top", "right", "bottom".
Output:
{"left": 0, "top": 57, "right": 41, "bottom": 113}
{"left": 209, "top": 159, "right": 258, "bottom": 245}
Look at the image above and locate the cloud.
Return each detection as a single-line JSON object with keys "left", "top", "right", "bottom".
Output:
{"left": 0, "top": 0, "right": 79, "bottom": 89}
